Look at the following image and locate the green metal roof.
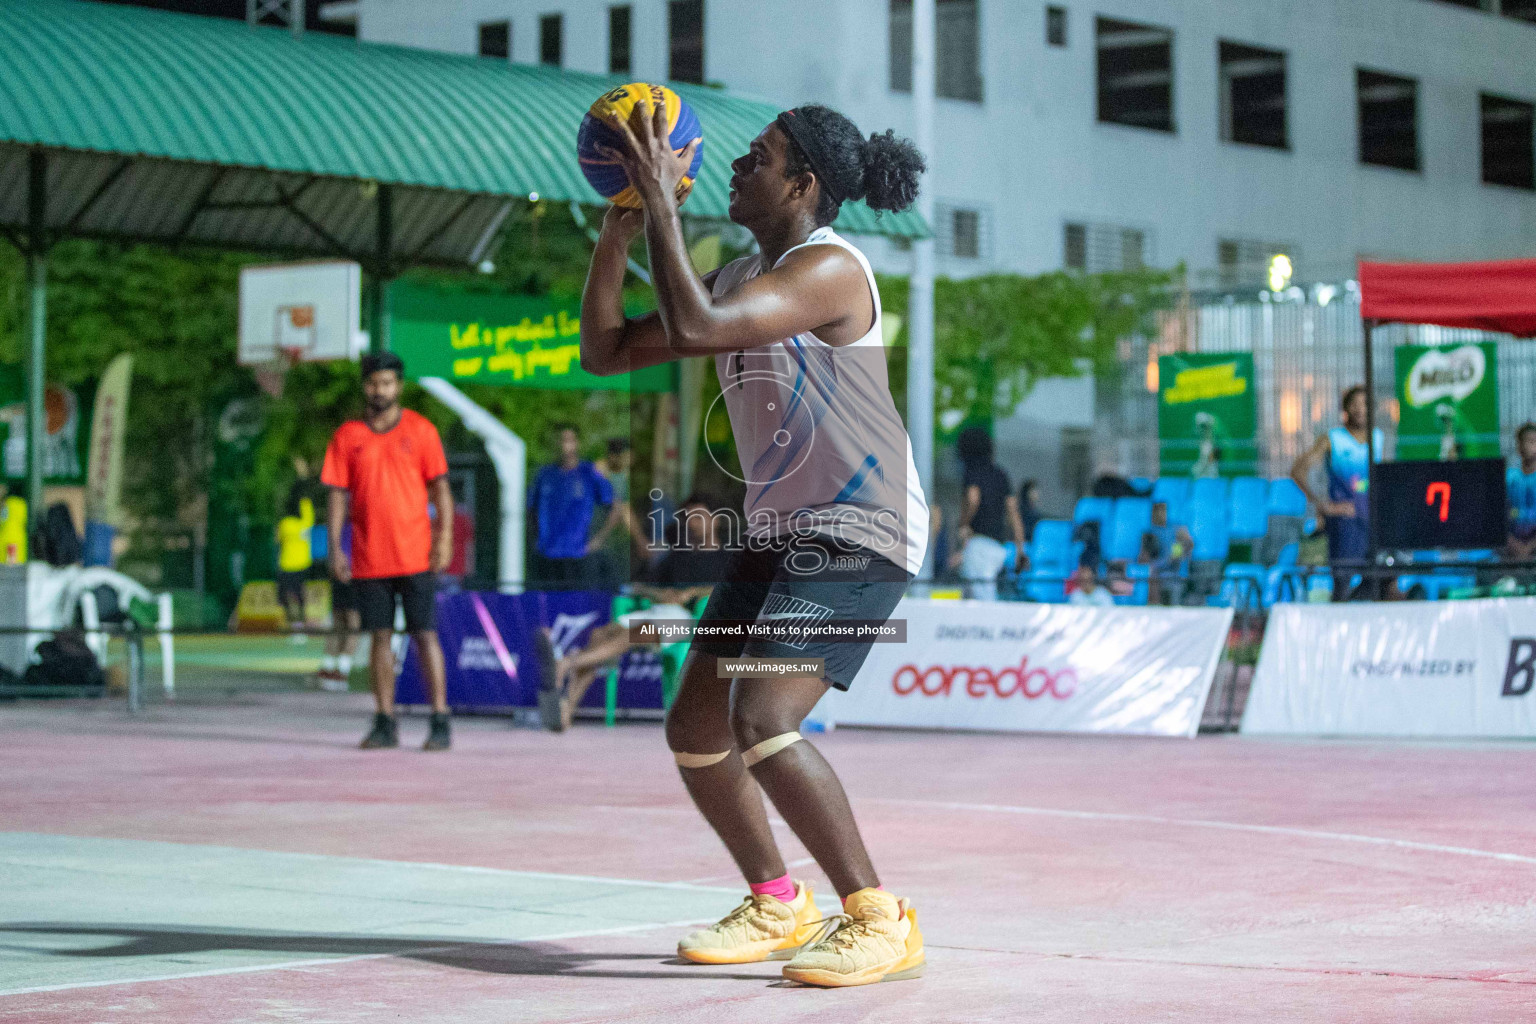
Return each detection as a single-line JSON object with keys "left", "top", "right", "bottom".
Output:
{"left": 0, "top": 0, "right": 926, "bottom": 266}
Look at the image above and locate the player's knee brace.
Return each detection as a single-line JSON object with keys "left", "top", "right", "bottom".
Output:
{"left": 673, "top": 750, "right": 730, "bottom": 769}
{"left": 740, "top": 731, "right": 802, "bottom": 768}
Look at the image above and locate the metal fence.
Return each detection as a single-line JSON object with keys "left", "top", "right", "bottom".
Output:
{"left": 1107, "top": 290, "right": 1536, "bottom": 479}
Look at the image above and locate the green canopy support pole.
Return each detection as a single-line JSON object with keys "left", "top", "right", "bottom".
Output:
{"left": 369, "top": 184, "right": 393, "bottom": 354}
{"left": 25, "top": 150, "right": 49, "bottom": 530}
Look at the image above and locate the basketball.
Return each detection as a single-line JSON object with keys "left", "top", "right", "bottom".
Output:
{"left": 577, "top": 82, "right": 705, "bottom": 208}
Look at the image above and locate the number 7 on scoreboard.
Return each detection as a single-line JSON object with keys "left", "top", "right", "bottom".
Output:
{"left": 1426, "top": 481, "right": 1451, "bottom": 523}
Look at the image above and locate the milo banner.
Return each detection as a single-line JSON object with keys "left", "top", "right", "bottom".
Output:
{"left": 816, "top": 599, "right": 1232, "bottom": 738}
{"left": 1394, "top": 342, "right": 1499, "bottom": 461}
{"left": 390, "top": 281, "right": 670, "bottom": 392}
{"left": 1158, "top": 352, "right": 1258, "bottom": 477}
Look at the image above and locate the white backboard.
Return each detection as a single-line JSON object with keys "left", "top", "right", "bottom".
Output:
{"left": 238, "top": 261, "right": 364, "bottom": 365}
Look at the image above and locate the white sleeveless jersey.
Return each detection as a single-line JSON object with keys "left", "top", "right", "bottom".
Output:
{"left": 711, "top": 226, "right": 929, "bottom": 574}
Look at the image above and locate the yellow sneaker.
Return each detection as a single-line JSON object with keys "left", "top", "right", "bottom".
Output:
{"left": 677, "top": 881, "right": 823, "bottom": 965}
{"left": 780, "top": 887, "right": 925, "bottom": 987}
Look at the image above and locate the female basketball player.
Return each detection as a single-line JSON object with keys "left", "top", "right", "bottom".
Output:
{"left": 581, "top": 100, "right": 927, "bottom": 987}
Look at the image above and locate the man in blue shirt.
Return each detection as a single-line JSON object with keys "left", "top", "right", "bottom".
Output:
{"left": 1508, "top": 422, "right": 1536, "bottom": 562}
{"left": 530, "top": 424, "right": 622, "bottom": 588}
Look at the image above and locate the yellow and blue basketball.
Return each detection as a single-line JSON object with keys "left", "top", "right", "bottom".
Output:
{"left": 577, "top": 83, "right": 704, "bottom": 208}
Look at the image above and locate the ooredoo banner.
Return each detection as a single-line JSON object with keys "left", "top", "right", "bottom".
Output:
{"left": 815, "top": 599, "right": 1232, "bottom": 737}
{"left": 1242, "top": 598, "right": 1536, "bottom": 737}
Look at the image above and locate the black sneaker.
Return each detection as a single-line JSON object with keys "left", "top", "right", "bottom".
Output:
{"left": 359, "top": 713, "right": 398, "bottom": 749}
{"left": 423, "top": 712, "right": 451, "bottom": 751}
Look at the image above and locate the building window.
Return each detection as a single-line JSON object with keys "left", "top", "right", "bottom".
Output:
{"left": 1096, "top": 17, "right": 1175, "bottom": 133}
{"left": 1046, "top": 5, "right": 1067, "bottom": 47}
{"left": 1481, "top": 93, "right": 1535, "bottom": 190}
{"left": 609, "top": 5, "right": 632, "bottom": 75}
{"left": 1064, "top": 221, "right": 1148, "bottom": 272}
{"left": 888, "top": 0, "right": 982, "bottom": 102}
{"left": 937, "top": 0, "right": 982, "bottom": 102}
{"left": 1505, "top": 1, "right": 1536, "bottom": 23}
{"left": 1218, "top": 239, "right": 1298, "bottom": 289}
{"left": 952, "top": 209, "right": 980, "bottom": 258}
{"left": 890, "top": 0, "right": 912, "bottom": 93}
{"left": 478, "top": 20, "right": 510, "bottom": 59}
{"left": 539, "top": 14, "right": 563, "bottom": 66}
{"left": 938, "top": 204, "right": 989, "bottom": 259}
{"left": 669, "top": 0, "right": 704, "bottom": 84}
{"left": 1219, "top": 41, "right": 1287, "bottom": 149}
{"left": 1357, "top": 68, "right": 1419, "bottom": 171}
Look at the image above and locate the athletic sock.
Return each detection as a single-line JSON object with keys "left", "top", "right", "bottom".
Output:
{"left": 750, "top": 873, "right": 797, "bottom": 903}
{"left": 321, "top": 655, "right": 337, "bottom": 673}
{"left": 337, "top": 654, "right": 353, "bottom": 675}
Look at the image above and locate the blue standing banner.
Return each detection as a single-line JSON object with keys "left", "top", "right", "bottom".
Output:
{"left": 395, "top": 590, "right": 668, "bottom": 712}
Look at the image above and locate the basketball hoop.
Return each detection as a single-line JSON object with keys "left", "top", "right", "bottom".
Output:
{"left": 253, "top": 346, "right": 306, "bottom": 399}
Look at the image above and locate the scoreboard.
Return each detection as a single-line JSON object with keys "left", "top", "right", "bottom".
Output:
{"left": 1371, "top": 458, "right": 1508, "bottom": 551}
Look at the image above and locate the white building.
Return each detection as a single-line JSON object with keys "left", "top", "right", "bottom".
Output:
{"left": 348, "top": 0, "right": 1536, "bottom": 505}
{"left": 353, "top": 0, "right": 1536, "bottom": 287}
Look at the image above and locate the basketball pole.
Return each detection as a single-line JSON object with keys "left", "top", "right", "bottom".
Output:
{"left": 25, "top": 149, "right": 48, "bottom": 531}
{"left": 908, "top": 0, "right": 936, "bottom": 573}
{"left": 369, "top": 184, "right": 393, "bottom": 354}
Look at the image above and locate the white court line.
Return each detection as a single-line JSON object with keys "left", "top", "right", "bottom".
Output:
{"left": 0, "top": 835, "right": 741, "bottom": 895}
{"left": 879, "top": 799, "right": 1536, "bottom": 866}
{"left": 0, "top": 916, "right": 717, "bottom": 998}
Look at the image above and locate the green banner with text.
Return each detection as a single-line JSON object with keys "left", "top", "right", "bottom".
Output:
{"left": 1394, "top": 342, "right": 1500, "bottom": 461}
{"left": 1157, "top": 352, "right": 1258, "bottom": 477}
{"left": 390, "top": 282, "right": 671, "bottom": 392}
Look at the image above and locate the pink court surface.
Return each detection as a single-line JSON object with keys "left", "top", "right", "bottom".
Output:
{"left": 2, "top": 691, "right": 1534, "bottom": 1022}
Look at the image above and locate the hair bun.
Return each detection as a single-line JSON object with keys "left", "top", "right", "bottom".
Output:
{"left": 859, "top": 129, "right": 925, "bottom": 213}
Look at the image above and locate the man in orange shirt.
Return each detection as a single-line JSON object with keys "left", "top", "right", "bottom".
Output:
{"left": 322, "top": 352, "right": 454, "bottom": 751}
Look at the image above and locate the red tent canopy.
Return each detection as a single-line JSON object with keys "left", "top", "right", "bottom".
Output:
{"left": 1359, "top": 258, "right": 1536, "bottom": 337}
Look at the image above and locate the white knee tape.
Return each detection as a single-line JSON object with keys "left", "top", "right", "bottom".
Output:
{"left": 740, "top": 731, "right": 802, "bottom": 768}
{"left": 674, "top": 750, "right": 731, "bottom": 769}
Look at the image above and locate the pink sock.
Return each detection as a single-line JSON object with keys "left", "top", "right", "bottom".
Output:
{"left": 842, "top": 885, "right": 884, "bottom": 908}
{"left": 749, "top": 873, "right": 797, "bottom": 903}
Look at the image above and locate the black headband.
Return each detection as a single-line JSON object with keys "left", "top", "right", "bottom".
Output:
{"left": 776, "top": 109, "right": 847, "bottom": 207}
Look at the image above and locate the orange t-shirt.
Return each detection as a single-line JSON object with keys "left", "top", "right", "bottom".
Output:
{"left": 321, "top": 409, "right": 448, "bottom": 579}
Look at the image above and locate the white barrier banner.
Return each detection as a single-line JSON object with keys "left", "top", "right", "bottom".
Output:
{"left": 1242, "top": 597, "right": 1536, "bottom": 737}
{"left": 816, "top": 599, "right": 1232, "bottom": 738}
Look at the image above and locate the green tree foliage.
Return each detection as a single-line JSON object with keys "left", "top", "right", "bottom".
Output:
{"left": 877, "top": 267, "right": 1175, "bottom": 424}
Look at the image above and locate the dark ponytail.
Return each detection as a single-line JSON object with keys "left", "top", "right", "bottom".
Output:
{"left": 779, "top": 105, "right": 926, "bottom": 226}
{"left": 858, "top": 129, "right": 924, "bottom": 213}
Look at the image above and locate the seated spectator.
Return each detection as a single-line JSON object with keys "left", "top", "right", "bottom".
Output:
{"left": 544, "top": 494, "right": 730, "bottom": 731}
{"left": 1508, "top": 422, "right": 1536, "bottom": 563}
{"left": 1139, "top": 500, "right": 1193, "bottom": 605}
{"left": 1067, "top": 562, "right": 1115, "bottom": 607}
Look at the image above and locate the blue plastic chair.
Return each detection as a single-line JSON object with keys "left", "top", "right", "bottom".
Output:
{"left": 1106, "top": 497, "right": 1153, "bottom": 562}
{"left": 1130, "top": 476, "right": 1152, "bottom": 495}
{"left": 1229, "top": 477, "right": 1269, "bottom": 541}
{"left": 1264, "top": 565, "right": 1307, "bottom": 607}
{"left": 1073, "top": 497, "right": 1113, "bottom": 529}
{"left": 1214, "top": 564, "right": 1266, "bottom": 610}
{"left": 1190, "top": 499, "right": 1230, "bottom": 562}
{"left": 1151, "top": 478, "right": 1191, "bottom": 525}
{"left": 1266, "top": 478, "right": 1308, "bottom": 518}
{"left": 1025, "top": 520, "right": 1078, "bottom": 603}
{"left": 1191, "top": 477, "right": 1229, "bottom": 516}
